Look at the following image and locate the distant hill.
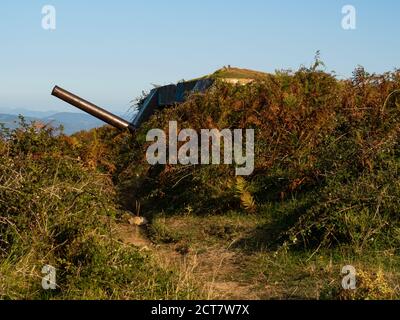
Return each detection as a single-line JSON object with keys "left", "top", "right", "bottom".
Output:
{"left": 0, "top": 108, "right": 57, "bottom": 118}
{"left": 42, "top": 112, "right": 105, "bottom": 135}
{"left": 0, "top": 112, "right": 106, "bottom": 135}
{"left": 0, "top": 114, "right": 38, "bottom": 130}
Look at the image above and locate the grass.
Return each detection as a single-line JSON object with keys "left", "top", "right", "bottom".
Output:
{"left": 0, "top": 121, "right": 205, "bottom": 300}
{"left": 211, "top": 67, "right": 269, "bottom": 80}
{"left": 146, "top": 211, "right": 400, "bottom": 300}
{"left": 2, "top": 59, "right": 400, "bottom": 299}
{"left": 186, "top": 66, "right": 269, "bottom": 82}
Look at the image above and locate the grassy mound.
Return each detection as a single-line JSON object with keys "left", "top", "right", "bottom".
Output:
{"left": 94, "top": 63, "right": 400, "bottom": 252}
{"left": 211, "top": 67, "right": 269, "bottom": 80}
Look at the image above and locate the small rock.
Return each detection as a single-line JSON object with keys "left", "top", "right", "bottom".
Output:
{"left": 129, "top": 216, "right": 149, "bottom": 226}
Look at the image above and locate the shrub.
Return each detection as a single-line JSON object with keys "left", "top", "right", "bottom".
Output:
{"left": 92, "top": 64, "right": 400, "bottom": 250}
{"left": 0, "top": 120, "right": 200, "bottom": 299}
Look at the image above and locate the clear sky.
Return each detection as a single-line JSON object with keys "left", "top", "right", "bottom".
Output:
{"left": 0, "top": 0, "right": 399, "bottom": 113}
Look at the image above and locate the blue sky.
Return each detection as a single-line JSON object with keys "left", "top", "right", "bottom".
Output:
{"left": 0, "top": 0, "right": 399, "bottom": 113}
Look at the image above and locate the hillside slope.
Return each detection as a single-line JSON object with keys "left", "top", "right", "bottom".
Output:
{"left": 84, "top": 64, "right": 400, "bottom": 299}
{"left": 2, "top": 63, "right": 400, "bottom": 299}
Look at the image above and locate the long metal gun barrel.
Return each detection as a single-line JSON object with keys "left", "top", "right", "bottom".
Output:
{"left": 51, "top": 86, "right": 136, "bottom": 133}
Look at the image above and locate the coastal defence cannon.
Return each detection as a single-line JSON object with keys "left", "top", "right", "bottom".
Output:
{"left": 51, "top": 78, "right": 214, "bottom": 132}
{"left": 51, "top": 86, "right": 136, "bottom": 133}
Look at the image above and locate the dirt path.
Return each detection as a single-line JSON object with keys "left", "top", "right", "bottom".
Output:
{"left": 114, "top": 221, "right": 262, "bottom": 300}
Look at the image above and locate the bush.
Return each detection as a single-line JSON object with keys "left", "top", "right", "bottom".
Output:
{"left": 92, "top": 64, "right": 400, "bottom": 251}
{"left": 0, "top": 120, "right": 200, "bottom": 299}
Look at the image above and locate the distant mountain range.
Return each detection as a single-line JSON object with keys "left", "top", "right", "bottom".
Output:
{"left": 0, "top": 109, "right": 134, "bottom": 135}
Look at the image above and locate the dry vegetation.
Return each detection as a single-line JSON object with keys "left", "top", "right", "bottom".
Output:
{"left": 1, "top": 58, "right": 400, "bottom": 299}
